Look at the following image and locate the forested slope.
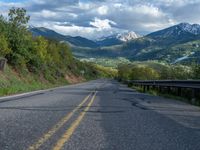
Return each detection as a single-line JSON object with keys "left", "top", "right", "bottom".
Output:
{"left": 0, "top": 8, "right": 115, "bottom": 96}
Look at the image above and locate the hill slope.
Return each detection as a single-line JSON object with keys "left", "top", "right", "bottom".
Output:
{"left": 0, "top": 8, "right": 115, "bottom": 96}
{"left": 30, "top": 23, "right": 200, "bottom": 63}
{"left": 30, "top": 27, "right": 99, "bottom": 48}
{"left": 147, "top": 23, "right": 200, "bottom": 45}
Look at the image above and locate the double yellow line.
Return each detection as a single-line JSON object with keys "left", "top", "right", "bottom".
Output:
{"left": 28, "top": 90, "right": 97, "bottom": 150}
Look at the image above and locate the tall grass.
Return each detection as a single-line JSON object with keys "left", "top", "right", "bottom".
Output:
{"left": 0, "top": 66, "right": 68, "bottom": 96}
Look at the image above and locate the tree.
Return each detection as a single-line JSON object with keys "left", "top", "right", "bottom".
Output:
{"left": 8, "top": 7, "right": 30, "bottom": 27}
{"left": 129, "top": 66, "right": 160, "bottom": 80}
{"left": 6, "top": 7, "right": 31, "bottom": 66}
{"left": 117, "top": 64, "right": 132, "bottom": 80}
{"left": 0, "top": 34, "right": 11, "bottom": 57}
{"left": 0, "top": 15, "right": 6, "bottom": 33}
{"left": 34, "top": 36, "right": 48, "bottom": 62}
{"left": 192, "top": 63, "right": 200, "bottom": 79}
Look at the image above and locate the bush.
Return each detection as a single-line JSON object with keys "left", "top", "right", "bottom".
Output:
{"left": 118, "top": 62, "right": 195, "bottom": 81}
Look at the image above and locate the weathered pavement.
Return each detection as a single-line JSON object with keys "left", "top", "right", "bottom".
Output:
{"left": 0, "top": 79, "right": 200, "bottom": 150}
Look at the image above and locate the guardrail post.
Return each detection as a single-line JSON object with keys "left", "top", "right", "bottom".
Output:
{"left": 159, "top": 86, "right": 162, "bottom": 93}
{"left": 191, "top": 89, "right": 197, "bottom": 104}
{"left": 178, "top": 88, "right": 182, "bottom": 96}
{"left": 143, "top": 85, "right": 146, "bottom": 92}
{"left": 167, "top": 87, "right": 171, "bottom": 94}
{"left": 147, "top": 85, "right": 150, "bottom": 91}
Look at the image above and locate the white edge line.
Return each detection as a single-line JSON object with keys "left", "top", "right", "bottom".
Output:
{"left": 0, "top": 80, "right": 95, "bottom": 101}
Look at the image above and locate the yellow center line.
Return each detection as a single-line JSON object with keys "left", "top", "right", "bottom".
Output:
{"left": 28, "top": 91, "right": 93, "bottom": 150}
{"left": 53, "top": 91, "right": 98, "bottom": 150}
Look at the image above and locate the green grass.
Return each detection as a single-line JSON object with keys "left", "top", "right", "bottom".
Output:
{"left": 0, "top": 66, "right": 68, "bottom": 96}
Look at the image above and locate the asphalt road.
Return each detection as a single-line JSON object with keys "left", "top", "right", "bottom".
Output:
{"left": 0, "top": 79, "right": 200, "bottom": 150}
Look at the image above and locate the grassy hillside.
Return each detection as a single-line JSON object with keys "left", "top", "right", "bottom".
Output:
{"left": 0, "top": 8, "right": 115, "bottom": 96}
{"left": 0, "top": 66, "right": 59, "bottom": 96}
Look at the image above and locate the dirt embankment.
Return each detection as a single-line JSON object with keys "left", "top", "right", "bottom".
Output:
{"left": 65, "top": 73, "right": 85, "bottom": 84}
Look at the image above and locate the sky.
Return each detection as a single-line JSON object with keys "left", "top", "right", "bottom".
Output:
{"left": 0, "top": 0, "right": 200, "bottom": 39}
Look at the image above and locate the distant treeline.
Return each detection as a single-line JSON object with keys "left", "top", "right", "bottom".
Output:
{"left": 118, "top": 62, "right": 200, "bottom": 80}
{"left": 0, "top": 8, "right": 114, "bottom": 83}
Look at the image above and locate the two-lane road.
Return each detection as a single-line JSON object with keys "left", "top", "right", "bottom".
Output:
{"left": 0, "top": 79, "right": 200, "bottom": 150}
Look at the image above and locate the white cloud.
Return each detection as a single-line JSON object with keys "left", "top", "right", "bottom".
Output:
{"left": 90, "top": 18, "right": 116, "bottom": 29}
{"left": 32, "top": 0, "right": 46, "bottom": 5}
{"left": 0, "top": 0, "right": 200, "bottom": 39}
{"left": 41, "top": 10, "right": 57, "bottom": 18}
{"left": 132, "top": 4, "right": 163, "bottom": 17}
{"left": 97, "top": 5, "right": 108, "bottom": 15}
{"left": 0, "top": 1, "right": 25, "bottom": 16}
{"left": 78, "top": 2, "right": 95, "bottom": 10}
{"left": 114, "top": 3, "right": 122, "bottom": 8}
{"left": 48, "top": 24, "right": 126, "bottom": 39}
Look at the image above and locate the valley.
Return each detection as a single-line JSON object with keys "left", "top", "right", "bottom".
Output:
{"left": 30, "top": 23, "right": 200, "bottom": 64}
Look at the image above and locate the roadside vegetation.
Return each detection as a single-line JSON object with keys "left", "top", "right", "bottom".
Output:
{"left": 117, "top": 61, "right": 200, "bottom": 80}
{"left": 0, "top": 8, "right": 115, "bottom": 96}
{"left": 117, "top": 61, "right": 200, "bottom": 105}
{"left": 80, "top": 57, "right": 131, "bottom": 68}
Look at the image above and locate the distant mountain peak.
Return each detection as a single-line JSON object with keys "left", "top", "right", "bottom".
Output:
{"left": 178, "top": 22, "right": 190, "bottom": 26}
{"left": 147, "top": 22, "right": 200, "bottom": 43}
{"left": 117, "top": 31, "right": 140, "bottom": 42}
{"left": 95, "top": 31, "right": 140, "bottom": 47}
{"left": 178, "top": 22, "right": 200, "bottom": 35}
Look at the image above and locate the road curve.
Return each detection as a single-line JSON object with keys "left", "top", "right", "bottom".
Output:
{"left": 0, "top": 79, "right": 200, "bottom": 150}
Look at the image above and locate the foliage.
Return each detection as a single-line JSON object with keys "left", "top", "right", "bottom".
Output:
{"left": 8, "top": 7, "right": 30, "bottom": 27}
{"left": 0, "top": 34, "right": 11, "bottom": 57}
{"left": 192, "top": 63, "right": 200, "bottom": 79}
{"left": 117, "top": 61, "right": 197, "bottom": 81}
{"left": 0, "top": 7, "right": 112, "bottom": 96}
{"left": 80, "top": 57, "right": 131, "bottom": 68}
{"left": 129, "top": 66, "right": 160, "bottom": 80}
{"left": 94, "top": 64, "right": 117, "bottom": 78}
{"left": 118, "top": 64, "right": 160, "bottom": 80}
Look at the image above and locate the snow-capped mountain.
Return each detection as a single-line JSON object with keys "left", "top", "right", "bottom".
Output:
{"left": 147, "top": 23, "right": 200, "bottom": 45}
{"left": 29, "top": 26, "right": 140, "bottom": 47}
{"left": 117, "top": 31, "right": 140, "bottom": 42}
{"left": 148, "top": 23, "right": 200, "bottom": 38}
{"left": 96, "top": 31, "right": 140, "bottom": 46}
{"left": 179, "top": 23, "right": 200, "bottom": 35}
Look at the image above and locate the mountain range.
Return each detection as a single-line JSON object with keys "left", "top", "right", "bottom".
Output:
{"left": 147, "top": 23, "right": 200, "bottom": 45}
{"left": 29, "top": 23, "right": 200, "bottom": 63}
{"left": 29, "top": 26, "right": 138, "bottom": 47}
{"left": 30, "top": 27, "right": 98, "bottom": 48}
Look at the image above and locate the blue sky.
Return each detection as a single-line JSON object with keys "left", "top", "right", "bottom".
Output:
{"left": 0, "top": 0, "right": 200, "bottom": 39}
{"left": 1, "top": 0, "right": 21, "bottom": 1}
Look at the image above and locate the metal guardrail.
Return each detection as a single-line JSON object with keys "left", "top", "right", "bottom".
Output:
{"left": 127, "top": 80, "right": 200, "bottom": 89}
{"left": 124, "top": 80, "right": 200, "bottom": 102}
